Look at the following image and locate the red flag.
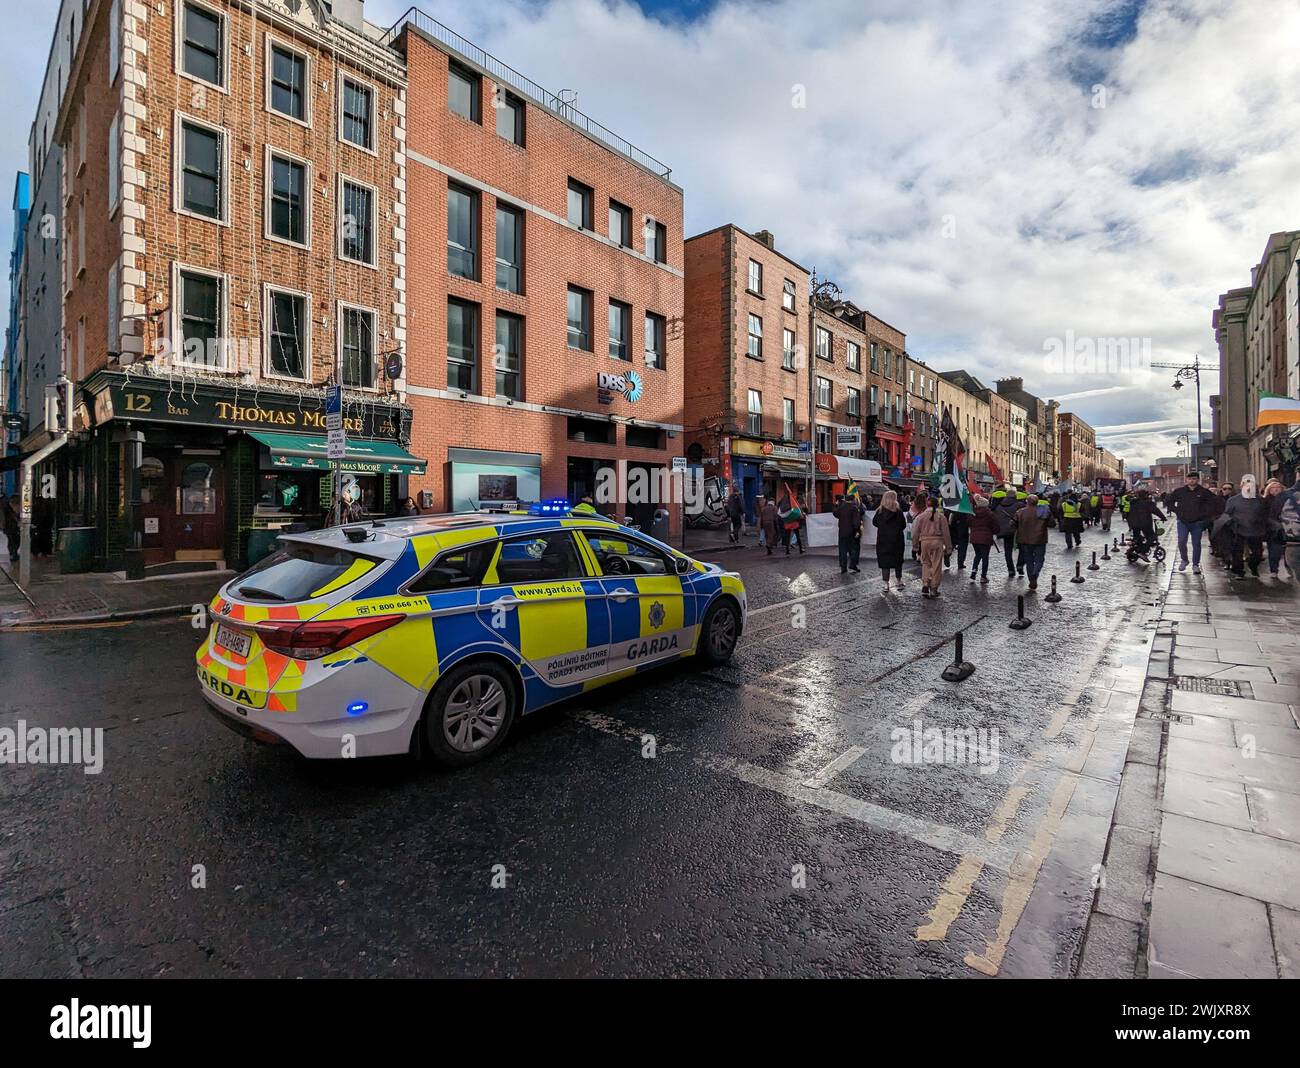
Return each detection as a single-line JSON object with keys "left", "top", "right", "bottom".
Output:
{"left": 986, "top": 453, "right": 1003, "bottom": 483}
{"left": 967, "top": 469, "right": 980, "bottom": 497}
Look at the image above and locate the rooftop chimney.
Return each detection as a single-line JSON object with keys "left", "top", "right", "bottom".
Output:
{"left": 752, "top": 229, "right": 776, "bottom": 250}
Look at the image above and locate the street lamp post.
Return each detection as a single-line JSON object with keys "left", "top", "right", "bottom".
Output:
{"left": 807, "top": 270, "right": 841, "bottom": 514}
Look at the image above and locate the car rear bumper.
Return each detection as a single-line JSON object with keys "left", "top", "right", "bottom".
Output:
{"left": 197, "top": 663, "right": 423, "bottom": 759}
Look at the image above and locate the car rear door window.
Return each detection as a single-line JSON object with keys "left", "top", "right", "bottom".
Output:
{"left": 408, "top": 541, "right": 496, "bottom": 593}
{"left": 492, "top": 532, "right": 585, "bottom": 584}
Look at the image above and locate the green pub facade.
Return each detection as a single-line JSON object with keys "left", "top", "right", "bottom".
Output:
{"left": 67, "top": 370, "right": 423, "bottom": 574}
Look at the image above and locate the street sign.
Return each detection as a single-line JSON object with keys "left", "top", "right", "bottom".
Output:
{"left": 325, "top": 384, "right": 342, "bottom": 432}
{"left": 671, "top": 456, "right": 687, "bottom": 472}
{"left": 327, "top": 428, "right": 347, "bottom": 460}
{"left": 384, "top": 352, "right": 403, "bottom": 381}
{"left": 797, "top": 441, "right": 812, "bottom": 454}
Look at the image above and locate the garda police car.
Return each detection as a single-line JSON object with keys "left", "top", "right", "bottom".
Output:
{"left": 196, "top": 509, "right": 746, "bottom": 765}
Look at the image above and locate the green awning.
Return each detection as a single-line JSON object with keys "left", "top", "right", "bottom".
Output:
{"left": 249, "top": 431, "right": 427, "bottom": 475}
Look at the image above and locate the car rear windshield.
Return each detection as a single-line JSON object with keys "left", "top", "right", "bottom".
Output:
{"left": 231, "top": 543, "right": 377, "bottom": 603}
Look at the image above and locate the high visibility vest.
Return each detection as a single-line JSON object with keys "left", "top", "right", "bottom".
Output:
{"left": 1062, "top": 500, "right": 1081, "bottom": 519}
{"left": 573, "top": 502, "right": 598, "bottom": 515}
{"left": 1120, "top": 495, "right": 1131, "bottom": 514}
{"left": 1090, "top": 495, "right": 1100, "bottom": 508}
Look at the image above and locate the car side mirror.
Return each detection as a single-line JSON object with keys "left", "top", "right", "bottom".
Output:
{"left": 675, "top": 556, "right": 691, "bottom": 575}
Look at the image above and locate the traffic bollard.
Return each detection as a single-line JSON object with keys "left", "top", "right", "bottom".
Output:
{"left": 1009, "top": 594, "right": 1032, "bottom": 630}
{"left": 1087, "top": 551, "right": 1100, "bottom": 571}
{"left": 941, "top": 630, "right": 976, "bottom": 682}
{"left": 1044, "top": 575, "right": 1062, "bottom": 603}
{"left": 1071, "top": 560, "right": 1085, "bottom": 583}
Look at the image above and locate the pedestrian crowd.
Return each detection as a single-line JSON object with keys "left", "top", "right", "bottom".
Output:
{"left": 722, "top": 467, "right": 1300, "bottom": 600}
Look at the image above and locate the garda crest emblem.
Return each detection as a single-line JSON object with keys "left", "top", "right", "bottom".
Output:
{"left": 648, "top": 601, "right": 666, "bottom": 630}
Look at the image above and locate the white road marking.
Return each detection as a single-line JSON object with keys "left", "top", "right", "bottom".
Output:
{"left": 571, "top": 710, "right": 1020, "bottom": 873}
{"left": 802, "top": 745, "right": 869, "bottom": 789}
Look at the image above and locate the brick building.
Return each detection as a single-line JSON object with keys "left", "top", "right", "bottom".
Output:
{"left": 937, "top": 369, "right": 993, "bottom": 485}
{"left": 397, "top": 12, "right": 685, "bottom": 534}
{"left": 683, "top": 225, "right": 810, "bottom": 522}
{"left": 1058, "top": 411, "right": 1100, "bottom": 483}
{"left": 986, "top": 387, "right": 1011, "bottom": 482}
{"left": 904, "top": 353, "right": 938, "bottom": 477}
{"left": 37, "top": 0, "right": 413, "bottom": 572}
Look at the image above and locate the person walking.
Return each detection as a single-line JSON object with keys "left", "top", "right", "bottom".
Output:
{"left": 990, "top": 483, "right": 1021, "bottom": 577}
{"left": 758, "top": 495, "right": 778, "bottom": 555}
{"left": 873, "top": 490, "right": 907, "bottom": 594}
{"left": 948, "top": 508, "right": 970, "bottom": 571}
{"left": 1, "top": 495, "right": 19, "bottom": 565}
{"left": 1167, "top": 470, "right": 1216, "bottom": 574}
{"left": 1014, "top": 493, "right": 1053, "bottom": 591}
{"left": 912, "top": 499, "right": 953, "bottom": 598}
{"left": 1098, "top": 486, "right": 1117, "bottom": 532}
{"left": 777, "top": 488, "right": 805, "bottom": 555}
{"left": 1058, "top": 491, "right": 1083, "bottom": 549}
{"left": 1224, "top": 475, "right": 1267, "bottom": 578}
{"left": 1277, "top": 473, "right": 1300, "bottom": 582}
{"left": 1264, "top": 479, "right": 1290, "bottom": 578}
{"left": 833, "top": 493, "right": 865, "bottom": 574}
{"left": 1209, "top": 481, "right": 1233, "bottom": 564}
{"left": 725, "top": 487, "right": 744, "bottom": 544}
{"left": 398, "top": 496, "right": 419, "bottom": 517}
{"left": 967, "top": 494, "right": 997, "bottom": 583}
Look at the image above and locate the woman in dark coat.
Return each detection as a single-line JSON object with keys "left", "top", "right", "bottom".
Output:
{"left": 873, "top": 489, "right": 907, "bottom": 593}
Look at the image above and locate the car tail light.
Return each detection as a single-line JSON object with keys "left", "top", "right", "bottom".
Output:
{"left": 255, "top": 614, "right": 406, "bottom": 660}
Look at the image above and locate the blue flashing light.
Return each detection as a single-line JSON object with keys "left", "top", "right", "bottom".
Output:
{"left": 346, "top": 700, "right": 369, "bottom": 717}
{"left": 529, "top": 498, "right": 571, "bottom": 516}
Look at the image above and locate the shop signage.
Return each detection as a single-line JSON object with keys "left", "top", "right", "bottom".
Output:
{"left": 759, "top": 440, "right": 808, "bottom": 462}
{"left": 671, "top": 457, "right": 687, "bottom": 472}
{"left": 596, "top": 369, "right": 643, "bottom": 405}
{"left": 87, "top": 373, "right": 407, "bottom": 441}
{"left": 836, "top": 427, "right": 862, "bottom": 449}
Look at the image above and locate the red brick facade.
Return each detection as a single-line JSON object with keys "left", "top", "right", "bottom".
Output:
{"left": 399, "top": 25, "right": 685, "bottom": 530}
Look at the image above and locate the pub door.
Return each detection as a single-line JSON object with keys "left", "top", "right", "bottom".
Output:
{"left": 139, "top": 448, "right": 225, "bottom": 565}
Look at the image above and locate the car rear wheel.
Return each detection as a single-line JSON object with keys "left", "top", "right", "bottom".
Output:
{"left": 424, "top": 661, "right": 518, "bottom": 767}
{"left": 698, "top": 598, "right": 740, "bottom": 666}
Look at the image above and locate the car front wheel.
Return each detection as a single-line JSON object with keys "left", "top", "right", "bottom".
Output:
{"left": 424, "top": 661, "right": 518, "bottom": 767}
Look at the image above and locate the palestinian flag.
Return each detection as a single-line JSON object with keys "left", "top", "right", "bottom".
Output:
{"left": 933, "top": 406, "right": 974, "bottom": 514}
{"left": 1258, "top": 392, "right": 1300, "bottom": 426}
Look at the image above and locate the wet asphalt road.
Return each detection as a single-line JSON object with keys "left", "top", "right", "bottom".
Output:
{"left": 1, "top": 524, "right": 1168, "bottom": 977}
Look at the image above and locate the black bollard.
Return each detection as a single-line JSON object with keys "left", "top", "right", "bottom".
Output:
{"left": 1044, "top": 575, "right": 1063, "bottom": 603}
{"left": 1112, "top": 537, "right": 1119, "bottom": 551}
{"left": 1009, "top": 594, "right": 1032, "bottom": 630}
{"left": 1101, "top": 542, "right": 1111, "bottom": 560}
{"left": 1087, "top": 551, "right": 1100, "bottom": 571}
{"left": 941, "top": 630, "right": 976, "bottom": 682}
{"left": 1071, "top": 560, "right": 1085, "bottom": 583}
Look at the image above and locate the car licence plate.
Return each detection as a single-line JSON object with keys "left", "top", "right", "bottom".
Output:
{"left": 215, "top": 623, "right": 251, "bottom": 658}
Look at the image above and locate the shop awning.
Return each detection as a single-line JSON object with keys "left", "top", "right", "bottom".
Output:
{"left": 816, "top": 455, "right": 883, "bottom": 482}
{"left": 248, "top": 431, "right": 427, "bottom": 475}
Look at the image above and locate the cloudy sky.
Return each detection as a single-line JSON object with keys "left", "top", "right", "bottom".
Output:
{"left": 6, "top": 0, "right": 1299, "bottom": 470}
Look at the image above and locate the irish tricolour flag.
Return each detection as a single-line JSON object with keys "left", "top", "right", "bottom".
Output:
{"left": 1258, "top": 393, "right": 1300, "bottom": 426}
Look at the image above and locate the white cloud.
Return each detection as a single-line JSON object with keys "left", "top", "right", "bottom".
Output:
{"left": 12, "top": 0, "right": 1294, "bottom": 471}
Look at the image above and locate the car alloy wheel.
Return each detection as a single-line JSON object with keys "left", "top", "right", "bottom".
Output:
{"left": 443, "top": 673, "right": 508, "bottom": 753}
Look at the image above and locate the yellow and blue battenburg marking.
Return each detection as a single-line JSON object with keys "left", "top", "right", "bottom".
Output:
{"left": 200, "top": 516, "right": 743, "bottom": 722}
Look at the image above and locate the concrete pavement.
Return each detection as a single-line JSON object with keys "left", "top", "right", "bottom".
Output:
{"left": 1079, "top": 546, "right": 1300, "bottom": 979}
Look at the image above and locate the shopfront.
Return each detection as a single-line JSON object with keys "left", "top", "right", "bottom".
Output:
{"left": 726, "top": 437, "right": 812, "bottom": 521}
{"left": 79, "top": 370, "right": 421, "bottom": 573}
{"left": 446, "top": 447, "right": 543, "bottom": 512}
